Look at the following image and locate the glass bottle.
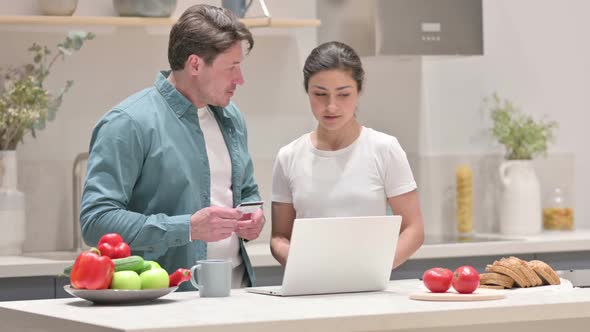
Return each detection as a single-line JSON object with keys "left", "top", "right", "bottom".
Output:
{"left": 543, "top": 187, "right": 574, "bottom": 230}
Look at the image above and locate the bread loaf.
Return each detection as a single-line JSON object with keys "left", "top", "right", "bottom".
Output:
{"left": 479, "top": 257, "right": 560, "bottom": 289}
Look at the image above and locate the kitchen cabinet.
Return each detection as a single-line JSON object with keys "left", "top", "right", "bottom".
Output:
{"left": 0, "top": 276, "right": 61, "bottom": 301}
{"left": 0, "top": 256, "right": 72, "bottom": 301}
{"left": 253, "top": 251, "right": 590, "bottom": 286}
{"left": 247, "top": 230, "right": 590, "bottom": 286}
{"left": 1, "top": 251, "right": 588, "bottom": 301}
{"left": 0, "top": 276, "right": 75, "bottom": 302}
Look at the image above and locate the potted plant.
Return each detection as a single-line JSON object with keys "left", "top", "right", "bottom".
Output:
{"left": 0, "top": 31, "right": 93, "bottom": 255}
{"left": 486, "top": 93, "right": 558, "bottom": 235}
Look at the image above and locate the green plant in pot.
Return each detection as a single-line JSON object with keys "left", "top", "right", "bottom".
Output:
{"left": 0, "top": 31, "right": 93, "bottom": 255}
{"left": 486, "top": 93, "right": 559, "bottom": 235}
{"left": 488, "top": 93, "right": 558, "bottom": 160}
{"left": 0, "top": 31, "right": 94, "bottom": 151}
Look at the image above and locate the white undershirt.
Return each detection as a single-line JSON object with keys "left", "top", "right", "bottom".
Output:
{"left": 198, "top": 106, "right": 242, "bottom": 269}
{"left": 272, "top": 127, "right": 417, "bottom": 218}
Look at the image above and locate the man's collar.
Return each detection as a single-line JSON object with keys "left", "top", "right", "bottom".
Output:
{"left": 155, "top": 70, "right": 230, "bottom": 120}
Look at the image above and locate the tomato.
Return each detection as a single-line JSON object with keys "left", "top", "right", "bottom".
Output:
{"left": 98, "top": 233, "right": 124, "bottom": 247}
{"left": 452, "top": 266, "right": 480, "bottom": 294}
{"left": 422, "top": 267, "right": 454, "bottom": 293}
{"left": 98, "top": 233, "right": 131, "bottom": 259}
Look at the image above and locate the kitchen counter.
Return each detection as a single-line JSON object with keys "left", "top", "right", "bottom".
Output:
{"left": 1, "top": 279, "right": 589, "bottom": 332}
{"left": 0, "top": 255, "right": 72, "bottom": 278}
{"left": 2, "top": 230, "right": 590, "bottom": 278}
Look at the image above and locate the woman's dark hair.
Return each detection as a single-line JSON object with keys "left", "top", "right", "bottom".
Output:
{"left": 303, "top": 41, "right": 365, "bottom": 92}
{"left": 168, "top": 4, "right": 254, "bottom": 70}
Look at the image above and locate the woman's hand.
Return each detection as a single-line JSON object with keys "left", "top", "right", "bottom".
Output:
{"left": 270, "top": 202, "right": 296, "bottom": 266}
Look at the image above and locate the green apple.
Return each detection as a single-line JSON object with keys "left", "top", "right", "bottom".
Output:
{"left": 147, "top": 260, "right": 161, "bottom": 269}
{"left": 110, "top": 271, "right": 141, "bottom": 290}
{"left": 140, "top": 268, "right": 169, "bottom": 289}
{"left": 137, "top": 260, "right": 161, "bottom": 274}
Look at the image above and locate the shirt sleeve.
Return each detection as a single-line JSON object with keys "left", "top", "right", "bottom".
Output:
{"left": 271, "top": 151, "right": 293, "bottom": 203}
{"left": 80, "top": 110, "right": 191, "bottom": 258}
{"left": 233, "top": 105, "right": 261, "bottom": 204}
{"left": 383, "top": 137, "right": 418, "bottom": 198}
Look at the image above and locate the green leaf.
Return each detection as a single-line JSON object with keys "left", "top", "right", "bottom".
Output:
{"left": 58, "top": 46, "right": 73, "bottom": 56}
{"left": 486, "top": 93, "right": 558, "bottom": 160}
{"left": 68, "top": 31, "right": 96, "bottom": 41}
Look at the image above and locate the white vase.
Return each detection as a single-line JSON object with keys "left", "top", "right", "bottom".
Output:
{"left": 498, "top": 160, "right": 542, "bottom": 235}
{"left": 0, "top": 151, "right": 26, "bottom": 255}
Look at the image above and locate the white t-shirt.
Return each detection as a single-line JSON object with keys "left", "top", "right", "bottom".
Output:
{"left": 198, "top": 106, "right": 242, "bottom": 268}
{"left": 272, "top": 127, "right": 417, "bottom": 218}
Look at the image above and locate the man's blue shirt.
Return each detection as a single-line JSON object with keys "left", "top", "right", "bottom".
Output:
{"left": 81, "top": 71, "right": 260, "bottom": 288}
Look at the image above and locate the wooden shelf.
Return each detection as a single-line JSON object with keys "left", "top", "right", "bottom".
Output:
{"left": 0, "top": 15, "right": 320, "bottom": 28}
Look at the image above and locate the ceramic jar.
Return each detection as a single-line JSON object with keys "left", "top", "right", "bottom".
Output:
{"left": 498, "top": 160, "right": 542, "bottom": 235}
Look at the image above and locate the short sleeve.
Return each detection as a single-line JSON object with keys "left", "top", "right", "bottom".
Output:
{"left": 271, "top": 151, "right": 293, "bottom": 203}
{"left": 382, "top": 138, "right": 417, "bottom": 198}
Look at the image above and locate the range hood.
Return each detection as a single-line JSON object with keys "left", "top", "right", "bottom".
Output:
{"left": 317, "top": 0, "right": 483, "bottom": 56}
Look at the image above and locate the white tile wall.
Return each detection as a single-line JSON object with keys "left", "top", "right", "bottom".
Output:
{"left": 2, "top": 0, "right": 318, "bottom": 251}
{"left": 1, "top": 0, "right": 585, "bottom": 253}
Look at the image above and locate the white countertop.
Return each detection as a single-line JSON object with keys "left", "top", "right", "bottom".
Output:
{"left": 2, "top": 230, "right": 590, "bottom": 278}
{"left": 0, "top": 255, "right": 72, "bottom": 278}
{"left": 1, "top": 279, "right": 589, "bottom": 332}
{"left": 247, "top": 229, "right": 590, "bottom": 267}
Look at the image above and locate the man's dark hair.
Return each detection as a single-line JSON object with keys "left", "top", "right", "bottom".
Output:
{"left": 303, "top": 41, "right": 365, "bottom": 93}
{"left": 168, "top": 4, "right": 254, "bottom": 70}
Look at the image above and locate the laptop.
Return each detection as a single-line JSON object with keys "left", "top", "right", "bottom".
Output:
{"left": 246, "top": 215, "right": 402, "bottom": 296}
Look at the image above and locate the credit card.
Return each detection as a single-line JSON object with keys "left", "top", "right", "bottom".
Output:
{"left": 237, "top": 201, "right": 263, "bottom": 214}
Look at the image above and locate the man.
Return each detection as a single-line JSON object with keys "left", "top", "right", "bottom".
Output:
{"left": 80, "top": 4, "right": 264, "bottom": 289}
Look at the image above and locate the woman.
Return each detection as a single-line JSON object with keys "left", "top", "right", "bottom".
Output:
{"left": 270, "top": 41, "right": 424, "bottom": 268}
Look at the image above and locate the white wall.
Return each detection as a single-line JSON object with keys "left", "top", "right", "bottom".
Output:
{"left": 3, "top": 0, "right": 588, "bottom": 253}
{"left": 422, "top": 0, "right": 590, "bottom": 230}
{"left": 1, "top": 0, "right": 318, "bottom": 251}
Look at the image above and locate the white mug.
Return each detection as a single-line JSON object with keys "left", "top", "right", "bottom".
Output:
{"left": 190, "top": 259, "right": 232, "bottom": 297}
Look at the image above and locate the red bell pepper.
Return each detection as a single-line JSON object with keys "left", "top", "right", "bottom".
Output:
{"left": 169, "top": 268, "right": 191, "bottom": 287}
{"left": 70, "top": 248, "right": 115, "bottom": 290}
{"left": 97, "top": 233, "right": 131, "bottom": 259}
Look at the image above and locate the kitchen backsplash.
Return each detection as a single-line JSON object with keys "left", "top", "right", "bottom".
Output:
{"left": 15, "top": 151, "right": 576, "bottom": 251}
{"left": 417, "top": 152, "right": 575, "bottom": 237}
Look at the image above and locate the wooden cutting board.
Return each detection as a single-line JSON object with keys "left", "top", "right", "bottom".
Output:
{"left": 409, "top": 289, "right": 507, "bottom": 301}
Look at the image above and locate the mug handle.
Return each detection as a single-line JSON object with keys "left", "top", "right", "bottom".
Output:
{"left": 190, "top": 264, "right": 202, "bottom": 290}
